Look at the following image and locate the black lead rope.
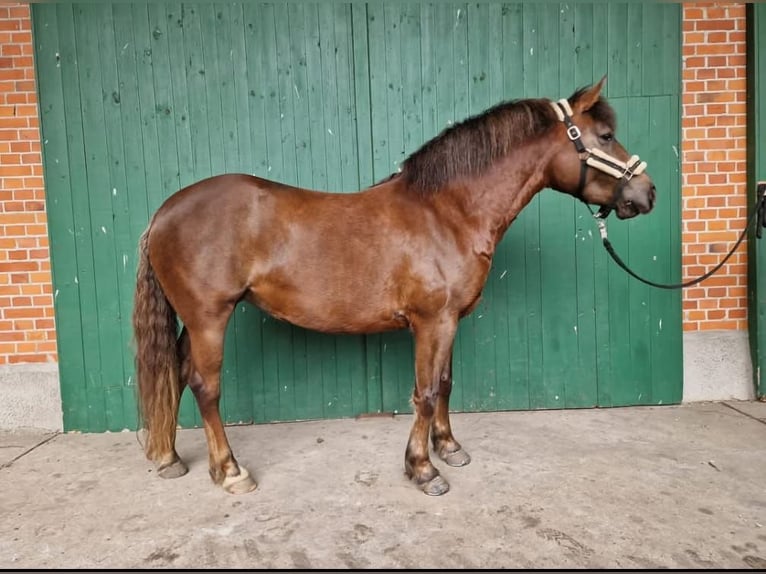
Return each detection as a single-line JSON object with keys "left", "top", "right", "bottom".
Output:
{"left": 590, "top": 182, "right": 766, "bottom": 290}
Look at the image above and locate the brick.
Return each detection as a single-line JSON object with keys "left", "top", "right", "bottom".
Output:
{"left": 4, "top": 307, "right": 44, "bottom": 319}
{"left": 695, "top": 19, "right": 735, "bottom": 31}
{"left": 0, "top": 261, "right": 38, "bottom": 272}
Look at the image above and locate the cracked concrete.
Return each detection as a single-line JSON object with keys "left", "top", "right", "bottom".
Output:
{"left": 1, "top": 402, "right": 766, "bottom": 569}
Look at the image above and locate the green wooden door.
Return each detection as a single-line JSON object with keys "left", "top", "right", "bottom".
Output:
{"left": 35, "top": 3, "right": 681, "bottom": 432}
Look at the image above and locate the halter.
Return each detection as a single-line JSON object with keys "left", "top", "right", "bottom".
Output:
{"left": 551, "top": 99, "right": 647, "bottom": 219}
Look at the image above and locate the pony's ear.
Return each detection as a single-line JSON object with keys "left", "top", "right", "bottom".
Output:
{"left": 574, "top": 75, "right": 607, "bottom": 113}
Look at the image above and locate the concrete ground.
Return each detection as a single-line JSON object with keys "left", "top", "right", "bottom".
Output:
{"left": 2, "top": 402, "right": 766, "bottom": 569}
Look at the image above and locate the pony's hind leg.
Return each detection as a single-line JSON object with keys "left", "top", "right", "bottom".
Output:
{"left": 185, "top": 313, "right": 256, "bottom": 494}
{"left": 405, "top": 314, "right": 458, "bottom": 496}
{"left": 430, "top": 350, "right": 471, "bottom": 468}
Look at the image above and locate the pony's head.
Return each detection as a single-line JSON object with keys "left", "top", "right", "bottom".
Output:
{"left": 547, "top": 77, "right": 656, "bottom": 219}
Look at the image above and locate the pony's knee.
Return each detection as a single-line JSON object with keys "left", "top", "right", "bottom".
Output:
{"left": 412, "top": 386, "right": 437, "bottom": 417}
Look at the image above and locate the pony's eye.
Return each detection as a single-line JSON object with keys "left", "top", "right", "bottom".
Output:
{"left": 599, "top": 132, "right": 614, "bottom": 143}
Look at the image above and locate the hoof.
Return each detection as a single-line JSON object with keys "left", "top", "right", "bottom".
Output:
{"left": 439, "top": 448, "right": 471, "bottom": 468}
{"left": 157, "top": 459, "right": 189, "bottom": 479}
{"left": 421, "top": 474, "right": 450, "bottom": 496}
{"left": 222, "top": 467, "right": 257, "bottom": 495}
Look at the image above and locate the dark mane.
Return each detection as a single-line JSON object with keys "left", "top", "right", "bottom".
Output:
{"left": 400, "top": 88, "right": 615, "bottom": 194}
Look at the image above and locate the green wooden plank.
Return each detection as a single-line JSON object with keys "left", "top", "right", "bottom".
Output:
{"left": 624, "top": 97, "right": 654, "bottom": 405}
{"left": 366, "top": 2, "right": 389, "bottom": 183}
{"left": 433, "top": 4, "right": 455, "bottom": 133}
{"left": 606, "top": 3, "right": 628, "bottom": 99}
{"left": 400, "top": 3, "right": 422, "bottom": 158}
{"left": 165, "top": 4, "right": 195, "bottom": 189}
{"left": 182, "top": 4, "right": 212, "bottom": 181}
{"left": 383, "top": 3, "right": 404, "bottom": 170}
{"left": 626, "top": 4, "right": 643, "bottom": 96}
{"left": 571, "top": 3, "right": 590, "bottom": 89}
{"left": 419, "top": 4, "right": 436, "bottom": 155}
{"left": 591, "top": 5, "right": 608, "bottom": 87}
{"left": 487, "top": 3, "right": 503, "bottom": 103}
{"left": 602, "top": 97, "right": 634, "bottom": 406}
{"left": 662, "top": 5, "right": 680, "bottom": 97}
{"left": 641, "top": 4, "right": 664, "bottom": 97}
{"left": 59, "top": 3, "right": 102, "bottom": 430}
{"left": 146, "top": 4, "right": 181, "bottom": 197}
{"left": 32, "top": 5, "right": 89, "bottom": 431}
{"left": 318, "top": 3, "right": 342, "bottom": 191}
{"left": 96, "top": 4, "right": 137, "bottom": 428}
{"left": 132, "top": 4, "right": 164, "bottom": 219}
{"left": 648, "top": 95, "right": 682, "bottom": 404}
{"left": 229, "top": 4, "right": 252, "bottom": 175}
{"left": 501, "top": 3, "right": 524, "bottom": 102}
{"left": 350, "top": 3, "right": 373, "bottom": 190}
{"left": 70, "top": 4, "right": 113, "bottom": 431}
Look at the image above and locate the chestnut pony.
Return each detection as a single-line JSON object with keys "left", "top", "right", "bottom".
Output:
{"left": 133, "top": 79, "right": 655, "bottom": 496}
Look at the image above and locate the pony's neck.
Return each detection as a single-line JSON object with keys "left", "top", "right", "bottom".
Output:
{"left": 448, "top": 136, "right": 559, "bottom": 251}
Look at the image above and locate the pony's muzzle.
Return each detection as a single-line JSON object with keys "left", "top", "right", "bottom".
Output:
{"left": 617, "top": 180, "right": 656, "bottom": 219}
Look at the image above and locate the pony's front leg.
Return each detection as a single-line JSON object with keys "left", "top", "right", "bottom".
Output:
{"left": 405, "top": 314, "right": 457, "bottom": 496}
{"left": 430, "top": 350, "right": 471, "bottom": 467}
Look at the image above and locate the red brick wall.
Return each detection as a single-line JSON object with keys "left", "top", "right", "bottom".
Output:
{"left": 681, "top": 2, "right": 748, "bottom": 331}
{"left": 0, "top": 2, "right": 752, "bottom": 365}
{"left": 0, "top": 4, "right": 56, "bottom": 364}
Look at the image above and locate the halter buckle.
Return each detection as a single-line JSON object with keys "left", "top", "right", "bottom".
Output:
{"left": 567, "top": 125, "right": 581, "bottom": 141}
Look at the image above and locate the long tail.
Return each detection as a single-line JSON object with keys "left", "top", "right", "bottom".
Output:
{"left": 132, "top": 226, "right": 180, "bottom": 461}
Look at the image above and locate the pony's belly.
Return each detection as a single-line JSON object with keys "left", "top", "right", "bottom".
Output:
{"left": 244, "top": 287, "right": 404, "bottom": 335}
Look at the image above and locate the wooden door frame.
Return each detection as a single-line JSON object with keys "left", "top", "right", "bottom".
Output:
{"left": 747, "top": 4, "right": 766, "bottom": 399}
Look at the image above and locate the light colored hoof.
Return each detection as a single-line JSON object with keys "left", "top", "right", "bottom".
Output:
{"left": 222, "top": 467, "right": 257, "bottom": 495}
{"left": 421, "top": 474, "right": 450, "bottom": 496}
{"left": 440, "top": 448, "right": 471, "bottom": 468}
{"left": 157, "top": 459, "right": 189, "bottom": 479}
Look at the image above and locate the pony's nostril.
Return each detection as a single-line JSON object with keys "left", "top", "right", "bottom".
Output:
{"left": 649, "top": 185, "right": 657, "bottom": 205}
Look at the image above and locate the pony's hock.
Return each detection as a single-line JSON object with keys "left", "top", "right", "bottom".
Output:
{"left": 133, "top": 78, "right": 656, "bottom": 495}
